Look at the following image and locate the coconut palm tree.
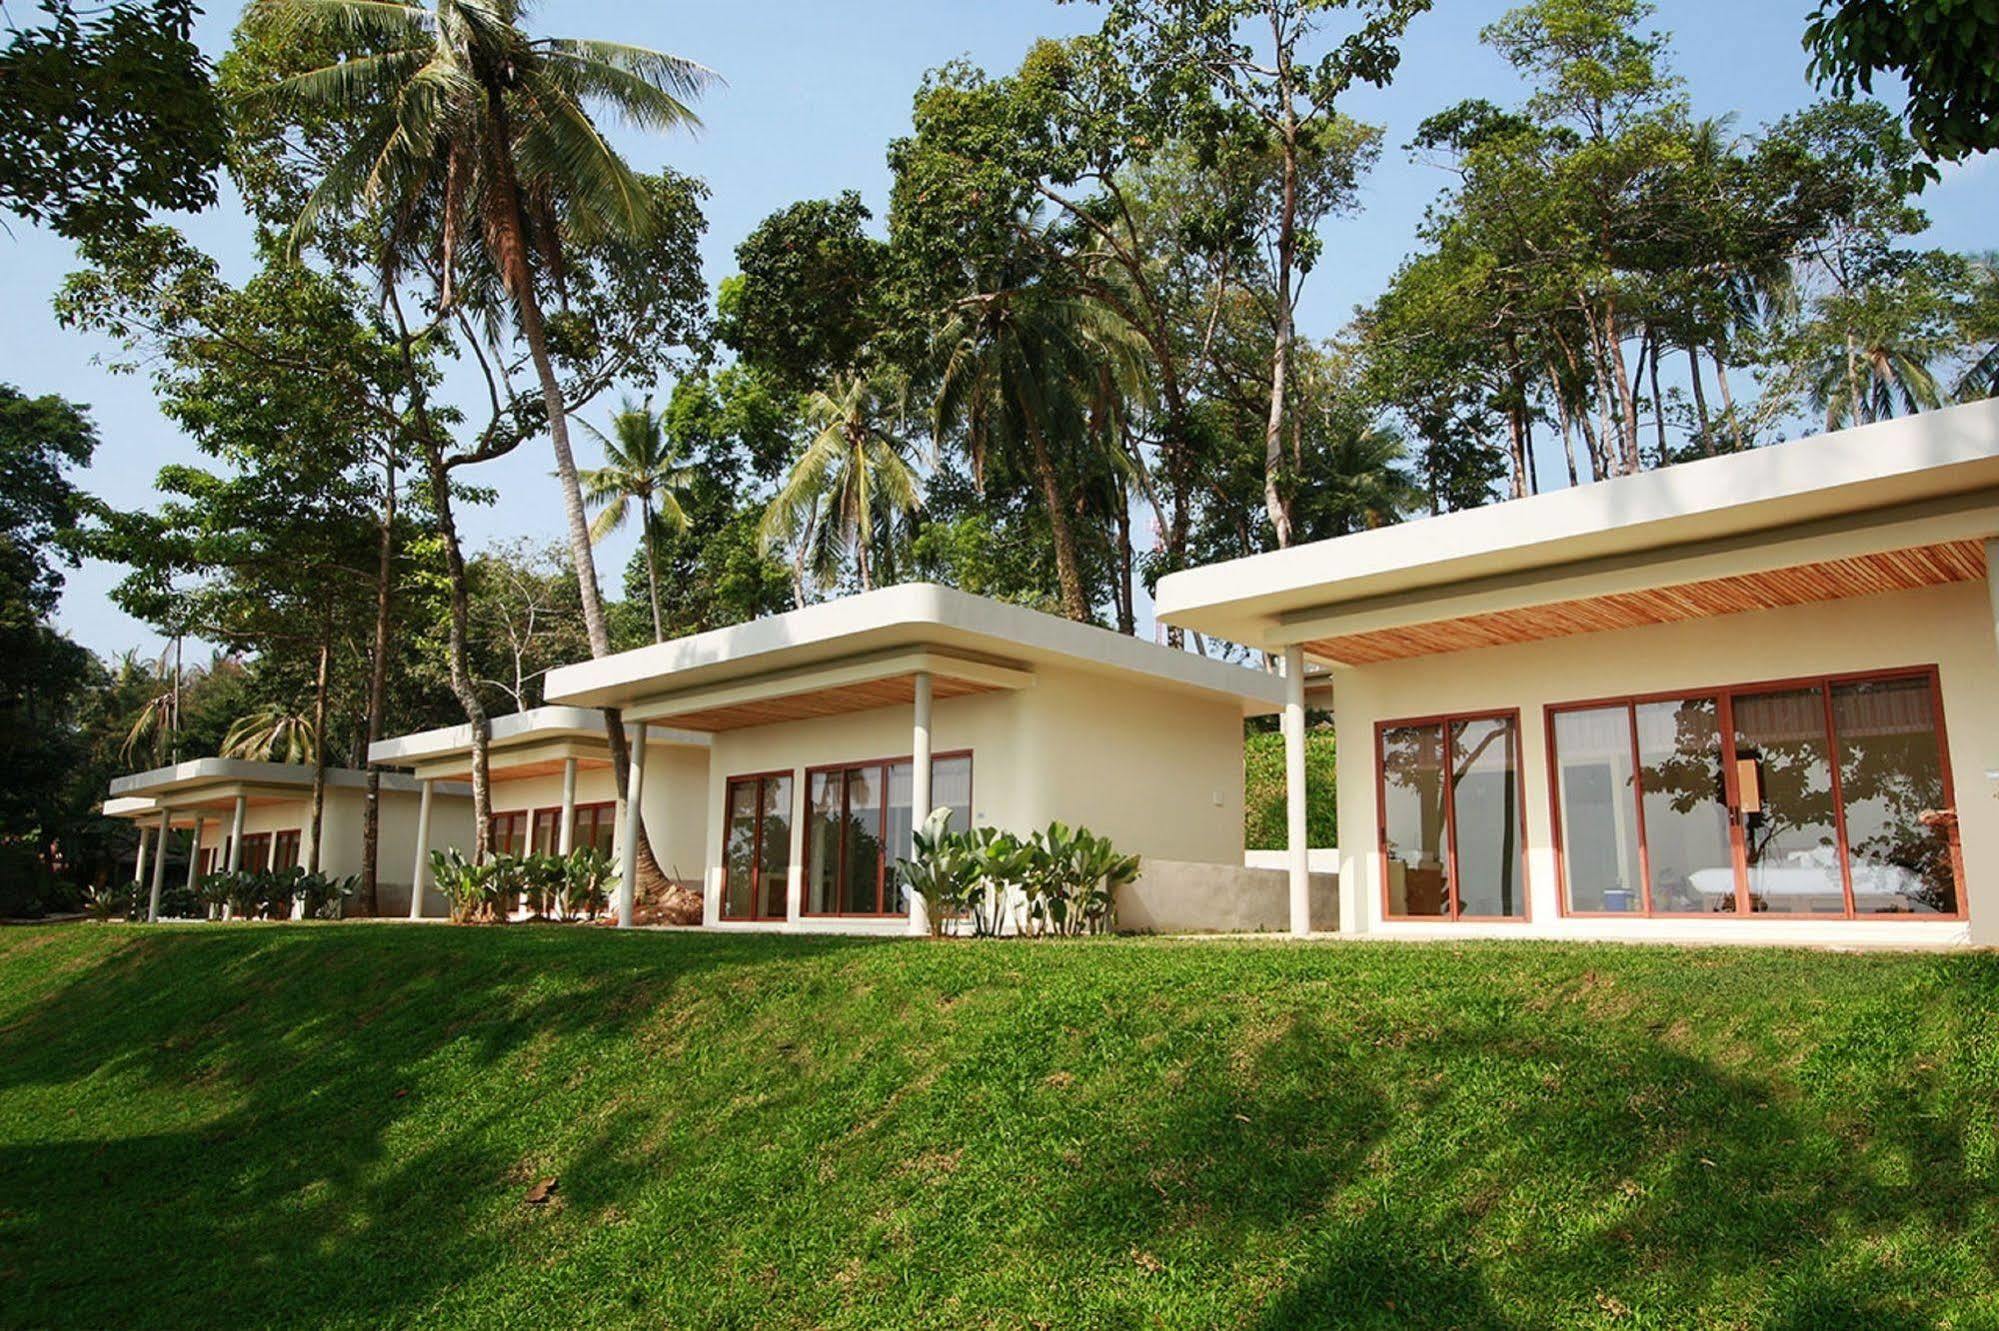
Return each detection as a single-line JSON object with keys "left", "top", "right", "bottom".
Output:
{"left": 221, "top": 704, "right": 318, "bottom": 764}
{"left": 579, "top": 397, "right": 694, "bottom": 643}
{"left": 248, "top": 0, "right": 715, "bottom": 660}
{"left": 760, "top": 373, "right": 920, "bottom": 596}
{"left": 933, "top": 255, "right": 1152, "bottom": 622}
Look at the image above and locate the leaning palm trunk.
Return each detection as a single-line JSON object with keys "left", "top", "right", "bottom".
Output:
{"left": 305, "top": 632, "right": 330, "bottom": 879}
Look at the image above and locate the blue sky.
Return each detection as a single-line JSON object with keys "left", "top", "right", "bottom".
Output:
{"left": 11, "top": 0, "right": 1995, "bottom": 659}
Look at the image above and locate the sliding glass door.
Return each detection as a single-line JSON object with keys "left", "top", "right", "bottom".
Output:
{"left": 1550, "top": 669, "right": 1961, "bottom": 918}
{"left": 722, "top": 773, "right": 793, "bottom": 921}
{"left": 1378, "top": 712, "right": 1525, "bottom": 920}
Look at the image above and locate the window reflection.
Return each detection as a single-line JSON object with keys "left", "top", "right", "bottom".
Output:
{"left": 1378, "top": 715, "right": 1522, "bottom": 919}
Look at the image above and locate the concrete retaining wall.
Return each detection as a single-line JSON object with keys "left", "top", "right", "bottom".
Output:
{"left": 1117, "top": 859, "right": 1339, "bottom": 934}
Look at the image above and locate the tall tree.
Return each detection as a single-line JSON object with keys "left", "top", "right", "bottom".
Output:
{"left": 760, "top": 373, "right": 921, "bottom": 598}
{"left": 580, "top": 398, "right": 693, "bottom": 643}
{"left": 1094, "top": 0, "right": 1427, "bottom": 546}
{"left": 1804, "top": 0, "right": 1999, "bottom": 182}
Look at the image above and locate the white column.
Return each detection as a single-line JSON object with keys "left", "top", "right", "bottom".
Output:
{"left": 1283, "top": 644, "right": 1311, "bottom": 938}
{"left": 148, "top": 809, "right": 171, "bottom": 922}
{"left": 616, "top": 724, "right": 648, "bottom": 928}
{"left": 409, "top": 778, "right": 435, "bottom": 920}
{"left": 908, "top": 670, "right": 934, "bottom": 937}
{"left": 558, "top": 757, "right": 578, "bottom": 856}
{"left": 184, "top": 815, "right": 205, "bottom": 905}
{"left": 221, "top": 796, "right": 247, "bottom": 920}
{"left": 226, "top": 797, "right": 247, "bottom": 870}
{"left": 133, "top": 825, "right": 150, "bottom": 886}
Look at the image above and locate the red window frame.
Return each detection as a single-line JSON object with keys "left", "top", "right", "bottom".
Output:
{"left": 720, "top": 771, "right": 793, "bottom": 922}
{"left": 239, "top": 831, "right": 273, "bottom": 870}
{"left": 272, "top": 829, "right": 302, "bottom": 872}
{"left": 1546, "top": 664, "right": 1966, "bottom": 922}
{"left": 527, "top": 800, "right": 617, "bottom": 856}
{"left": 488, "top": 810, "right": 530, "bottom": 857}
{"left": 803, "top": 751, "right": 974, "bottom": 919}
{"left": 1374, "top": 711, "right": 1529, "bottom": 923}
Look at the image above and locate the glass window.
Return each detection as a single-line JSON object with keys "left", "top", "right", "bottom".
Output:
{"left": 488, "top": 811, "right": 528, "bottom": 858}
{"left": 1552, "top": 706, "right": 1645, "bottom": 912}
{"left": 1831, "top": 677, "right": 1957, "bottom": 915}
{"left": 531, "top": 808, "right": 561, "bottom": 856}
{"left": 1379, "top": 717, "right": 1521, "bottom": 920}
{"left": 272, "top": 829, "right": 302, "bottom": 872}
{"left": 723, "top": 775, "right": 791, "bottom": 921}
{"left": 1380, "top": 722, "right": 1449, "bottom": 918}
{"left": 1733, "top": 687, "right": 1844, "bottom": 914}
{"left": 1635, "top": 698, "right": 1736, "bottom": 913}
{"left": 1452, "top": 717, "right": 1524, "bottom": 917}
{"left": 806, "top": 754, "right": 974, "bottom": 917}
{"left": 240, "top": 832, "right": 272, "bottom": 870}
{"left": 1549, "top": 670, "right": 1962, "bottom": 920}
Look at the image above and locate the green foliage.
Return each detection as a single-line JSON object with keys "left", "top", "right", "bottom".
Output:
{"left": 896, "top": 816, "right": 1139, "bottom": 938}
{"left": 1805, "top": 0, "right": 1999, "bottom": 179}
{"left": 191, "top": 866, "right": 355, "bottom": 921}
{"left": 7, "top": 927, "right": 1999, "bottom": 1326}
{"left": 427, "top": 847, "right": 618, "bottom": 925}
{"left": 720, "top": 191, "right": 889, "bottom": 391}
{"left": 1244, "top": 726, "right": 1339, "bottom": 850}
{"left": 0, "top": 0, "right": 223, "bottom": 238}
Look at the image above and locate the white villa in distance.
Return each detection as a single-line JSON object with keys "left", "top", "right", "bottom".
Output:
{"left": 105, "top": 759, "right": 471, "bottom": 920}
{"left": 1158, "top": 397, "right": 1999, "bottom": 947}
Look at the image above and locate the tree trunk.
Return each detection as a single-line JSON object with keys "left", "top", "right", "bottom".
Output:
{"left": 419, "top": 436, "right": 493, "bottom": 858}
{"left": 1114, "top": 481, "right": 1135, "bottom": 636}
{"left": 1646, "top": 332, "right": 1668, "bottom": 468}
{"left": 1685, "top": 342, "right": 1714, "bottom": 455}
{"left": 305, "top": 631, "right": 330, "bottom": 880}
{"left": 1711, "top": 347, "right": 1742, "bottom": 450}
{"left": 641, "top": 500, "right": 664, "bottom": 643}
{"left": 360, "top": 448, "right": 397, "bottom": 916}
{"left": 1504, "top": 404, "right": 1527, "bottom": 500}
{"left": 1263, "top": 113, "right": 1299, "bottom": 549}
{"left": 1024, "top": 416, "right": 1089, "bottom": 621}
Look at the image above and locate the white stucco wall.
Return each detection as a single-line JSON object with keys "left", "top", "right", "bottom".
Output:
{"left": 1331, "top": 579, "right": 1999, "bottom": 945}
{"left": 698, "top": 661, "right": 1251, "bottom": 932}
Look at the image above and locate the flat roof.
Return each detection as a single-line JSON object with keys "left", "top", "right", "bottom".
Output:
{"left": 542, "top": 583, "right": 1286, "bottom": 713}
{"left": 107, "top": 758, "right": 466, "bottom": 802}
{"left": 369, "top": 705, "right": 710, "bottom": 766}
{"left": 1157, "top": 398, "right": 1999, "bottom": 646}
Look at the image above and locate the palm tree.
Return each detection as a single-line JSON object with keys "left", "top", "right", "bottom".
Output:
{"left": 579, "top": 397, "right": 693, "bottom": 643}
{"left": 934, "top": 258, "right": 1151, "bottom": 622}
{"left": 760, "top": 374, "right": 920, "bottom": 596}
{"left": 221, "top": 704, "right": 318, "bottom": 764}
{"left": 250, "top": 0, "right": 715, "bottom": 660}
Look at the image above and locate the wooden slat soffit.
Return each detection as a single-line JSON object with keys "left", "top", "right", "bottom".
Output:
{"left": 1303, "top": 539, "right": 1988, "bottom": 666}
{"left": 664, "top": 672, "right": 998, "bottom": 732}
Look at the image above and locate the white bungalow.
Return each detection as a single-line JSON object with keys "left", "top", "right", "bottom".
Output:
{"left": 539, "top": 583, "right": 1287, "bottom": 933}
{"left": 105, "top": 760, "right": 471, "bottom": 920}
{"left": 1157, "top": 398, "right": 1999, "bottom": 946}
{"left": 367, "top": 706, "right": 711, "bottom": 916}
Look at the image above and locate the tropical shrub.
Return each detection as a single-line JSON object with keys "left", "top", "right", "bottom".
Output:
{"left": 897, "top": 818, "right": 1140, "bottom": 939}
{"left": 430, "top": 849, "right": 504, "bottom": 924}
{"left": 562, "top": 847, "right": 617, "bottom": 921}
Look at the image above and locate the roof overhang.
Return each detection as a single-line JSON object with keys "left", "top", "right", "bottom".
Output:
{"left": 105, "top": 759, "right": 467, "bottom": 815}
{"left": 1158, "top": 400, "right": 1999, "bottom": 661}
{"left": 542, "top": 583, "right": 1286, "bottom": 720}
{"left": 369, "top": 704, "right": 710, "bottom": 775}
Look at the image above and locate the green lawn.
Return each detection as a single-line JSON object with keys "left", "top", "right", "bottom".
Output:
{"left": 1, "top": 925, "right": 1995, "bottom": 1329}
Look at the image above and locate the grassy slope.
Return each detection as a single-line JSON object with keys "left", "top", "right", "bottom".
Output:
{"left": 1244, "top": 727, "right": 1337, "bottom": 849}
{"left": 1, "top": 926, "right": 1995, "bottom": 1330}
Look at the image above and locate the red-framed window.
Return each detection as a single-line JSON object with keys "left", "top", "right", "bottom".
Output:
{"left": 272, "top": 829, "right": 302, "bottom": 872}
{"left": 805, "top": 753, "right": 973, "bottom": 917}
{"left": 239, "top": 831, "right": 273, "bottom": 870}
{"left": 1547, "top": 666, "right": 1963, "bottom": 919}
{"left": 1377, "top": 713, "right": 1526, "bottom": 921}
{"left": 488, "top": 811, "right": 530, "bottom": 857}
{"left": 721, "top": 773, "right": 794, "bottom": 921}
{"left": 528, "top": 801, "right": 617, "bottom": 857}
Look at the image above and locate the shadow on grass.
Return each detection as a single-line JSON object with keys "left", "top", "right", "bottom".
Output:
{"left": 0, "top": 930, "right": 1994, "bottom": 1328}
